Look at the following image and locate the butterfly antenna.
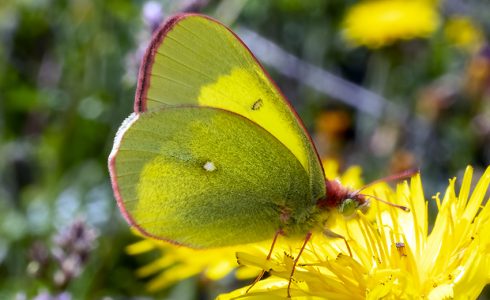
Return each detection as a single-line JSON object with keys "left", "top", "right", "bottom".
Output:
{"left": 360, "top": 193, "right": 410, "bottom": 212}
{"left": 356, "top": 168, "right": 419, "bottom": 193}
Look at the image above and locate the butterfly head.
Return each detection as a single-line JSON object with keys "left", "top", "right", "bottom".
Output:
{"left": 317, "top": 179, "right": 369, "bottom": 218}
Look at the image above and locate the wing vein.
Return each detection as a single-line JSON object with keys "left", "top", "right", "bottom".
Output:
{"left": 154, "top": 52, "right": 216, "bottom": 82}
{"left": 151, "top": 72, "right": 194, "bottom": 88}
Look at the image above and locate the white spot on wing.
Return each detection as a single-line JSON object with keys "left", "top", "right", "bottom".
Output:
{"left": 203, "top": 161, "right": 217, "bottom": 172}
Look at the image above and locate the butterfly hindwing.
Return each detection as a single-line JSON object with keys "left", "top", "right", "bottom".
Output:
{"left": 109, "top": 106, "right": 312, "bottom": 248}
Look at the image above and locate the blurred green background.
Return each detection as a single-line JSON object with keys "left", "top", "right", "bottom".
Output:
{"left": 1, "top": 0, "right": 489, "bottom": 299}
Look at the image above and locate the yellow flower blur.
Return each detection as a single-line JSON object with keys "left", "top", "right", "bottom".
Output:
{"left": 445, "top": 16, "right": 484, "bottom": 53}
{"left": 126, "top": 237, "right": 255, "bottom": 291}
{"left": 219, "top": 166, "right": 490, "bottom": 299}
{"left": 342, "top": 0, "right": 440, "bottom": 48}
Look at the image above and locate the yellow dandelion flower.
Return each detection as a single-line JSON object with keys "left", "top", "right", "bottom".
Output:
{"left": 127, "top": 160, "right": 362, "bottom": 292}
{"left": 219, "top": 165, "right": 490, "bottom": 299}
{"left": 342, "top": 0, "right": 440, "bottom": 48}
{"left": 444, "top": 16, "right": 484, "bottom": 53}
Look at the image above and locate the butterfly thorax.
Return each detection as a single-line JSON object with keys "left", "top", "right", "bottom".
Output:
{"left": 316, "top": 179, "right": 369, "bottom": 217}
{"left": 277, "top": 201, "right": 328, "bottom": 238}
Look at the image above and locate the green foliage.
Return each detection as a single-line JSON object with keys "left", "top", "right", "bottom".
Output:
{"left": 0, "top": 0, "right": 143, "bottom": 298}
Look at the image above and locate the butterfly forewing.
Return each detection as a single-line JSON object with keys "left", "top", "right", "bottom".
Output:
{"left": 136, "top": 14, "right": 326, "bottom": 202}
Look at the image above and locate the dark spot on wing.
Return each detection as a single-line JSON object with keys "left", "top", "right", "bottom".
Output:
{"left": 251, "top": 99, "right": 263, "bottom": 111}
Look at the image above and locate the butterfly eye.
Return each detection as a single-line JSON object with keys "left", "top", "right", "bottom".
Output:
{"left": 338, "top": 198, "right": 359, "bottom": 217}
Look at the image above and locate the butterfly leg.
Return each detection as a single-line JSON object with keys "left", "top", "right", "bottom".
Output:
{"left": 287, "top": 231, "right": 312, "bottom": 298}
{"left": 323, "top": 228, "right": 353, "bottom": 257}
{"left": 246, "top": 229, "right": 283, "bottom": 293}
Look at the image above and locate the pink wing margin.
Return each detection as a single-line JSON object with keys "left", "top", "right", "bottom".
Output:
{"left": 107, "top": 113, "right": 139, "bottom": 229}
